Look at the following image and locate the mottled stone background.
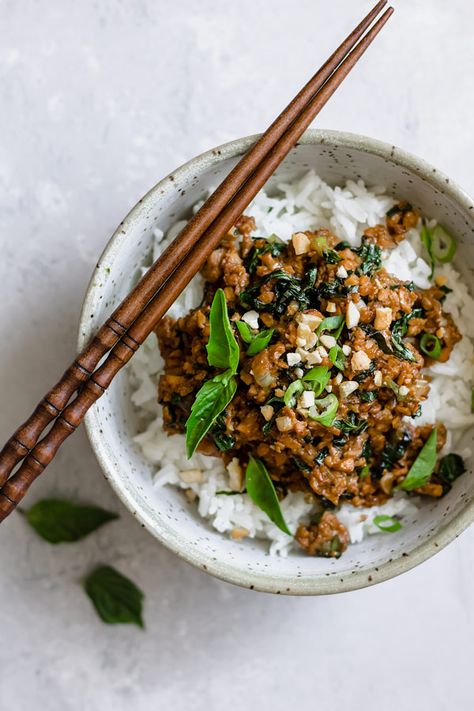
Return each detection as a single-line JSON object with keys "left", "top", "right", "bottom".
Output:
{"left": 0, "top": 1, "right": 472, "bottom": 709}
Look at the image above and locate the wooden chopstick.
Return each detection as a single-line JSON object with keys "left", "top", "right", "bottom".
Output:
{"left": 0, "top": 0, "right": 388, "bottom": 491}
{"left": 0, "top": 3, "right": 393, "bottom": 521}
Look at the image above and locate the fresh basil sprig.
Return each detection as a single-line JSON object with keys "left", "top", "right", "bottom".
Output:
{"left": 84, "top": 565, "right": 144, "bottom": 628}
{"left": 397, "top": 428, "right": 437, "bottom": 491}
{"left": 186, "top": 290, "right": 240, "bottom": 458}
{"left": 24, "top": 499, "right": 118, "bottom": 543}
{"left": 206, "top": 288, "right": 240, "bottom": 371}
{"left": 235, "top": 320, "right": 275, "bottom": 356}
{"left": 186, "top": 370, "right": 237, "bottom": 458}
{"left": 245, "top": 457, "right": 291, "bottom": 535}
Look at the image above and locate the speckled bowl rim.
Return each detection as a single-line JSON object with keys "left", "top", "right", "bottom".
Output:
{"left": 79, "top": 129, "right": 474, "bottom": 595}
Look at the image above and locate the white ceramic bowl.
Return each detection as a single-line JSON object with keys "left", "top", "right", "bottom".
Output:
{"left": 79, "top": 129, "right": 474, "bottom": 594}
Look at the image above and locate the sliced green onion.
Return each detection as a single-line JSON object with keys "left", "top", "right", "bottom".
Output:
{"left": 419, "top": 333, "right": 442, "bottom": 359}
{"left": 373, "top": 515, "right": 402, "bottom": 533}
{"left": 311, "top": 235, "right": 328, "bottom": 254}
{"left": 359, "top": 465, "right": 370, "bottom": 478}
{"left": 302, "top": 365, "right": 330, "bottom": 396}
{"left": 431, "top": 225, "right": 457, "bottom": 263}
{"left": 316, "top": 315, "right": 344, "bottom": 336}
{"left": 420, "top": 220, "right": 434, "bottom": 279}
{"left": 329, "top": 344, "right": 346, "bottom": 371}
{"left": 308, "top": 394, "right": 339, "bottom": 427}
{"left": 284, "top": 380, "right": 304, "bottom": 407}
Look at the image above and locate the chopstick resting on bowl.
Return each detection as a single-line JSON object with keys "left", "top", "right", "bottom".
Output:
{"left": 0, "top": 1, "right": 394, "bottom": 522}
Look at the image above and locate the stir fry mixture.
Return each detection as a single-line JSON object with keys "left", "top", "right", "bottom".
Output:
{"left": 156, "top": 204, "right": 467, "bottom": 557}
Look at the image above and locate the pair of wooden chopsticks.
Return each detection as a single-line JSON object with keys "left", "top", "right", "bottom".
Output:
{"left": 0, "top": 1, "right": 393, "bottom": 522}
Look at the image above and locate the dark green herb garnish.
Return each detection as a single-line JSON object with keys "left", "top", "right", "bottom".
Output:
{"left": 262, "top": 395, "right": 285, "bottom": 435}
{"left": 314, "top": 446, "right": 330, "bottom": 466}
{"left": 323, "top": 249, "right": 342, "bottom": 264}
{"left": 291, "top": 457, "right": 312, "bottom": 472}
{"left": 334, "top": 241, "right": 352, "bottom": 251}
{"left": 390, "top": 308, "right": 424, "bottom": 362}
{"left": 240, "top": 269, "right": 318, "bottom": 316}
{"left": 358, "top": 390, "right": 377, "bottom": 403}
{"left": 245, "top": 457, "right": 291, "bottom": 535}
{"left": 390, "top": 281, "right": 415, "bottom": 292}
{"left": 216, "top": 490, "right": 245, "bottom": 496}
{"left": 244, "top": 236, "right": 285, "bottom": 274}
{"left": 24, "top": 499, "right": 118, "bottom": 544}
{"left": 437, "top": 453, "right": 466, "bottom": 484}
{"left": 386, "top": 203, "right": 413, "bottom": 218}
{"left": 210, "top": 414, "right": 236, "bottom": 452}
{"left": 355, "top": 238, "right": 382, "bottom": 276}
{"left": 333, "top": 411, "right": 368, "bottom": 435}
{"left": 397, "top": 428, "right": 437, "bottom": 491}
{"left": 84, "top": 565, "right": 144, "bottom": 628}
{"left": 332, "top": 435, "right": 347, "bottom": 447}
{"left": 380, "top": 430, "right": 412, "bottom": 473}
{"left": 353, "top": 360, "right": 376, "bottom": 383}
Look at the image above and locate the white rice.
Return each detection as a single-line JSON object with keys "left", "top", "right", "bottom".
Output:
{"left": 129, "top": 171, "right": 474, "bottom": 556}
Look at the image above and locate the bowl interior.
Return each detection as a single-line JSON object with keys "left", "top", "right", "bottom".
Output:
{"left": 79, "top": 130, "right": 474, "bottom": 594}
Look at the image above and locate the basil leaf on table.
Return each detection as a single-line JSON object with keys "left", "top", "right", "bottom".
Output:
{"left": 185, "top": 369, "right": 237, "bottom": 458}
{"left": 245, "top": 456, "right": 291, "bottom": 535}
{"left": 25, "top": 499, "right": 118, "bottom": 543}
{"left": 206, "top": 288, "right": 240, "bottom": 372}
{"left": 84, "top": 565, "right": 144, "bottom": 628}
{"left": 397, "top": 428, "right": 437, "bottom": 491}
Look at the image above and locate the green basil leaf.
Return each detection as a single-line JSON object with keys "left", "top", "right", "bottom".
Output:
{"left": 397, "top": 428, "right": 437, "bottom": 491}
{"left": 206, "top": 289, "right": 240, "bottom": 372}
{"left": 235, "top": 320, "right": 274, "bottom": 355}
{"left": 373, "top": 515, "right": 402, "bottom": 533}
{"left": 25, "top": 499, "right": 118, "bottom": 543}
{"left": 246, "top": 328, "right": 274, "bottom": 356}
{"left": 302, "top": 365, "right": 330, "bottom": 396}
{"left": 185, "top": 370, "right": 237, "bottom": 458}
{"left": 84, "top": 565, "right": 144, "bottom": 628}
{"left": 235, "top": 319, "right": 253, "bottom": 343}
{"left": 245, "top": 457, "right": 291, "bottom": 535}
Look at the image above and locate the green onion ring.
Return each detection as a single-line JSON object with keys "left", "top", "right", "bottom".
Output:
{"left": 431, "top": 225, "right": 457, "bottom": 263}
{"left": 373, "top": 515, "right": 402, "bottom": 533}
{"left": 419, "top": 332, "right": 442, "bottom": 359}
{"left": 308, "top": 394, "right": 339, "bottom": 427}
